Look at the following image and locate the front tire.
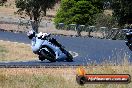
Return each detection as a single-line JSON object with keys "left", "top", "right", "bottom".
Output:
{"left": 63, "top": 50, "right": 73, "bottom": 62}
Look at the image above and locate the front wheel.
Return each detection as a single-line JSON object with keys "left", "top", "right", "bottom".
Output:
{"left": 63, "top": 50, "right": 73, "bottom": 62}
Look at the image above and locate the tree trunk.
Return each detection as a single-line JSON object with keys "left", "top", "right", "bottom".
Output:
{"left": 76, "top": 26, "right": 81, "bottom": 36}
{"left": 31, "top": 21, "right": 39, "bottom": 33}
{"left": 44, "top": 9, "right": 46, "bottom": 16}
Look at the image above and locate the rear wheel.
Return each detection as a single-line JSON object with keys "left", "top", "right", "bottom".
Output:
{"left": 48, "top": 58, "right": 56, "bottom": 62}
{"left": 41, "top": 46, "right": 56, "bottom": 62}
{"left": 38, "top": 55, "right": 45, "bottom": 61}
{"left": 47, "top": 52, "right": 56, "bottom": 62}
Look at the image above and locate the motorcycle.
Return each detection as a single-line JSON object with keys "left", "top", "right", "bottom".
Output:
{"left": 124, "top": 29, "right": 132, "bottom": 51}
{"left": 125, "top": 41, "right": 132, "bottom": 51}
{"left": 28, "top": 31, "right": 73, "bottom": 62}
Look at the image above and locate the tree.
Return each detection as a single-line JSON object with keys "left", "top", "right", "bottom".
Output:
{"left": 0, "top": 0, "right": 7, "bottom": 5}
{"left": 94, "top": 13, "right": 118, "bottom": 29}
{"left": 54, "top": 0, "right": 103, "bottom": 26}
{"left": 15, "top": 0, "right": 57, "bottom": 32}
{"left": 112, "top": 0, "right": 132, "bottom": 28}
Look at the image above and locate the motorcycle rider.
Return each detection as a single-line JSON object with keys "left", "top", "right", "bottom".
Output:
{"left": 36, "top": 31, "right": 64, "bottom": 51}
{"left": 27, "top": 30, "right": 43, "bottom": 54}
{"left": 27, "top": 30, "right": 67, "bottom": 61}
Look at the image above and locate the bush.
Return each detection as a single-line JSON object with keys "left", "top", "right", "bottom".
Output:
{"left": 54, "top": 0, "right": 103, "bottom": 27}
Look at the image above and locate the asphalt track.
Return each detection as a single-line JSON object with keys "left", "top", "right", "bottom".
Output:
{"left": 0, "top": 31, "right": 132, "bottom": 67}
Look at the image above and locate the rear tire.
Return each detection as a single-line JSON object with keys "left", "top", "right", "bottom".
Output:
{"left": 40, "top": 46, "right": 56, "bottom": 62}
{"left": 38, "top": 55, "right": 45, "bottom": 61}
{"left": 48, "top": 58, "right": 56, "bottom": 62}
{"left": 47, "top": 53, "right": 56, "bottom": 62}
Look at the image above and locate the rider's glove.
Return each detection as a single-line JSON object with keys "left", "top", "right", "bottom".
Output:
{"left": 37, "top": 32, "right": 43, "bottom": 39}
{"left": 41, "top": 33, "right": 51, "bottom": 39}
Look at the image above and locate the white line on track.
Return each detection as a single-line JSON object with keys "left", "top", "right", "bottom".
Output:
{"left": 69, "top": 51, "right": 79, "bottom": 58}
{"left": 0, "top": 40, "right": 30, "bottom": 46}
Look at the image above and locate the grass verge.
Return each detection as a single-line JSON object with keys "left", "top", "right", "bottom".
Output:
{"left": 0, "top": 66, "right": 132, "bottom": 88}
{"left": 0, "top": 40, "right": 37, "bottom": 61}
{"left": 0, "top": 40, "right": 131, "bottom": 88}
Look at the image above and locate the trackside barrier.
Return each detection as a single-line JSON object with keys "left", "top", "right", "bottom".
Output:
{"left": 0, "top": 16, "right": 126, "bottom": 40}
{"left": 57, "top": 23, "right": 126, "bottom": 40}
{"left": 0, "top": 16, "right": 55, "bottom": 32}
